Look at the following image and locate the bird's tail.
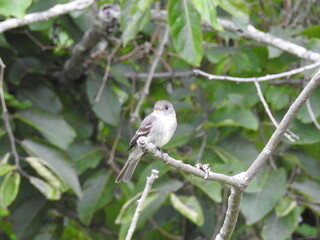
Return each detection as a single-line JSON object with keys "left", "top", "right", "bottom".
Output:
{"left": 115, "top": 148, "right": 145, "bottom": 182}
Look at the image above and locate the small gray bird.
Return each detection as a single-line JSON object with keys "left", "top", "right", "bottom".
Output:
{"left": 115, "top": 100, "right": 177, "bottom": 182}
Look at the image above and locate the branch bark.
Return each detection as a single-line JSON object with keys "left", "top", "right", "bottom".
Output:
{"left": 0, "top": 0, "right": 95, "bottom": 34}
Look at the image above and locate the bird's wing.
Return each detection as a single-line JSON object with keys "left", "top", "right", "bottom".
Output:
{"left": 128, "top": 114, "right": 155, "bottom": 151}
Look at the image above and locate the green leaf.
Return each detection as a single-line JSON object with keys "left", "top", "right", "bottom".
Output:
{"left": 168, "top": 0, "right": 203, "bottom": 66}
{"left": 297, "top": 87, "right": 320, "bottom": 123}
{"left": 29, "top": 177, "right": 61, "bottom": 200}
{"left": 0, "top": 0, "right": 33, "bottom": 18}
{"left": 67, "top": 141, "right": 103, "bottom": 174}
{"left": 284, "top": 120, "right": 320, "bottom": 145}
{"left": 240, "top": 168, "right": 286, "bottom": 225}
{"left": 187, "top": 176, "right": 222, "bottom": 203}
{"left": 86, "top": 72, "right": 121, "bottom": 126}
{"left": 121, "top": 0, "right": 153, "bottom": 45}
{"left": 0, "top": 164, "right": 16, "bottom": 176}
{"left": 262, "top": 207, "right": 301, "bottom": 240}
{"left": 0, "top": 172, "right": 20, "bottom": 209}
{"left": 294, "top": 152, "right": 320, "bottom": 181}
{"left": 266, "top": 85, "right": 292, "bottom": 110}
{"left": 18, "top": 85, "right": 62, "bottom": 114}
{"left": 291, "top": 179, "right": 320, "bottom": 202}
{"left": 217, "top": 0, "right": 249, "bottom": 17}
{"left": 210, "top": 106, "right": 258, "bottom": 130}
{"left": 77, "top": 170, "right": 111, "bottom": 225}
{"left": 165, "top": 123, "right": 194, "bottom": 148}
{"left": 17, "top": 109, "right": 76, "bottom": 150}
{"left": 298, "top": 25, "right": 320, "bottom": 39}
{"left": 25, "top": 157, "right": 63, "bottom": 190}
{"left": 275, "top": 196, "right": 297, "bottom": 217}
{"left": 22, "top": 139, "right": 82, "bottom": 198}
{"left": 170, "top": 193, "right": 204, "bottom": 226}
{"left": 191, "top": 0, "right": 223, "bottom": 31}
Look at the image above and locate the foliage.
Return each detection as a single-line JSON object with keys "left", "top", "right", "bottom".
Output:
{"left": 1, "top": 0, "right": 320, "bottom": 239}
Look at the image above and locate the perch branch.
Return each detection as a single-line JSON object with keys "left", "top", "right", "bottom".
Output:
{"left": 126, "top": 169, "right": 159, "bottom": 240}
{"left": 0, "top": 0, "right": 94, "bottom": 33}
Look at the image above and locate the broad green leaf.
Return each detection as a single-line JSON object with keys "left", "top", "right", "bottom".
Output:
{"left": 240, "top": 168, "right": 286, "bottom": 225}
{"left": 298, "top": 25, "right": 320, "bottom": 39}
{"left": 217, "top": 0, "right": 249, "bottom": 17}
{"left": 86, "top": 72, "right": 121, "bottom": 126}
{"left": 294, "top": 152, "right": 320, "bottom": 181}
{"left": 25, "top": 157, "right": 63, "bottom": 190}
{"left": 266, "top": 85, "right": 292, "bottom": 110}
{"left": 210, "top": 106, "right": 258, "bottom": 130}
{"left": 284, "top": 120, "right": 320, "bottom": 145}
{"left": 77, "top": 170, "right": 111, "bottom": 225}
{"left": 275, "top": 196, "right": 297, "bottom": 217}
{"left": 191, "top": 0, "right": 223, "bottom": 31}
{"left": 267, "top": 26, "right": 291, "bottom": 58}
{"left": 22, "top": 139, "right": 82, "bottom": 198}
{"left": 262, "top": 207, "right": 301, "bottom": 240}
{"left": 17, "top": 109, "right": 76, "bottom": 150}
{"left": 0, "top": 164, "right": 16, "bottom": 176}
{"left": 121, "top": 0, "right": 152, "bottom": 45}
{"left": 204, "top": 47, "right": 234, "bottom": 64}
{"left": 18, "top": 85, "right": 62, "bottom": 114}
{"left": 29, "top": 177, "right": 61, "bottom": 200}
{"left": 168, "top": 0, "right": 203, "bottom": 66}
{"left": 11, "top": 196, "right": 46, "bottom": 239}
{"left": 291, "top": 179, "right": 320, "bottom": 202}
{"left": 0, "top": 172, "right": 20, "bottom": 209}
{"left": 0, "top": 0, "right": 32, "bottom": 18}
{"left": 187, "top": 176, "right": 222, "bottom": 203}
{"left": 170, "top": 193, "right": 204, "bottom": 226}
{"left": 297, "top": 223, "right": 318, "bottom": 237}
{"left": 67, "top": 141, "right": 102, "bottom": 174}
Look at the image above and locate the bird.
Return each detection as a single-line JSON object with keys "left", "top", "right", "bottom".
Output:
{"left": 115, "top": 100, "right": 177, "bottom": 182}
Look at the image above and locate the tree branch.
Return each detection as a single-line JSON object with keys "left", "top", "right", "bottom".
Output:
{"left": 61, "top": 4, "right": 120, "bottom": 82}
{"left": 0, "top": 0, "right": 95, "bottom": 34}
{"left": 194, "top": 61, "right": 320, "bottom": 82}
{"left": 126, "top": 169, "right": 159, "bottom": 240}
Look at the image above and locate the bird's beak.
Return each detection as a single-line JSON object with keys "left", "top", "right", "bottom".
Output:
{"left": 153, "top": 108, "right": 162, "bottom": 111}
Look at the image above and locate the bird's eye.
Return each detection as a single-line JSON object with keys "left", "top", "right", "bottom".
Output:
{"left": 164, "top": 105, "right": 169, "bottom": 110}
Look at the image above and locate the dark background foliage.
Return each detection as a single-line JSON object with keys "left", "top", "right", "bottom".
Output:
{"left": 0, "top": 0, "right": 320, "bottom": 239}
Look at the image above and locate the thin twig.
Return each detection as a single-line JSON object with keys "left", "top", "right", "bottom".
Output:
{"left": 124, "top": 71, "right": 193, "bottom": 79}
{"left": 95, "top": 41, "right": 121, "bottom": 102}
{"left": 126, "top": 169, "right": 159, "bottom": 240}
{"left": 194, "top": 61, "right": 320, "bottom": 82}
{"left": 131, "top": 25, "right": 169, "bottom": 122}
{"left": 254, "top": 80, "right": 299, "bottom": 142}
{"left": 306, "top": 99, "right": 320, "bottom": 130}
{"left": 0, "top": 58, "right": 29, "bottom": 178}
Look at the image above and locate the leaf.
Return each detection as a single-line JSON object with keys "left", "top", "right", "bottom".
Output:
{"left": 0, "top": 172, "right": 20, "bottom": 209}
{"left": 25, "top": 157, "right": 63, "bottom": 190}
{"left": 168, "top": 0, "right": 203, "bottom": 66}
{"left": 29, "top": 177, "right": 61, "bottom": 200}
{"left": 291, "top": 179, "right": 320, "bottom": 202}
{"left": 0, "top": 0, "right": 33, "bottom": 18}
{"left": 18, "top": 85, "right": 62, "bottom": 114}
{"left": 297, "top": 87, "right": 320, "bottom": 123}
{"left": 284, "top": 120, "right": 320, "bottom": 145}
{"left": 86, "top": 72, "right": 121, "bottom": 126}
{"left": 266, "top": 85, "right": 292, "bottom": 110}
{"left": 240, "top": 168, "right": 286, "bottom": 225}
{"left": 17, "top": 109, "right": 76, "bottom": 150}
{"left": 187, "top": 176, "right": 222, "bottom": 203}
{"left": 67, "top": 141, "right": 103, "bottom": 174}
{"left": 121, "top": 0, "right": 153, "bottom": 45}
{"left": 191, "top": 0, "right": 223, "bottom": 31}
{"left": 294, "top": 152, "right": 320, "bottom": 181}
{"left": 275, "top": 196, "right": 297, "bottom": 217}
{"left": 22, "top": 139, "right": 82, "bottom": 198}
{"left": 217, "top": 0, "right": 249, "bottom": 17}
{"left": 165, "top": 123, "right": 195, "bottom": 148}
{"left": 77, "top": 170, "right": 111, "bottom": 225}
{"left": 170, "top": 193, "right": 204, "bottom": 226}
{"left": 210, "top": 106, "right": 258, "bottom": 130}
{"left": 0, "top": 164, "right": 16, "bottom": 176}
{"left": 267, "top": 26, "right": 291, "bottom": 59}
{"left": 261, "top": 207, "right": 301, "bottom": 240}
